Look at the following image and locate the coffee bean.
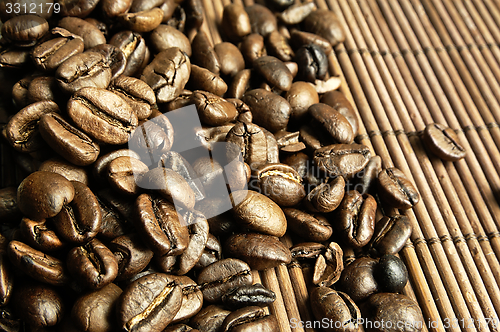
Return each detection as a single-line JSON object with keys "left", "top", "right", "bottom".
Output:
{"left": 422, "top": 123, "right": 466, "bottom": 161}
{"left": 39, "top": 157, "right": 89, "bottom": 184}
{"left": 225, "top": 122, "right": 268, "bottom": 168}
{"left": 214, "top": 42, "right": 245, "bottom": 77}
{"left": 286, "top": 81, "right": 319, "bottom": 123}
{"left": 58, "top": 0, "right": 99, "bottom": 17}
{"left": 309, "top": 103, "right": 354, "bottom": 144}
{"left": 220, "top": 306, "right": 279, "bottom": 331}
{"left": 149, "top": 24, "right": 192, "bottom": 56}
{"left": 242, "top": 88, "right": 291, "bottom": 133}
{"left": 313, "top": 241, "right": 343, "bottom": 287}
{"left": 321, "top": 90, "right": 359, "bottom": 137}
{"left": 303, "top": 9, "right": 346, "bottom": 46}
{"left": 284, "top": 208, "right": 333, "bottom": 242}
{"left": 291, "top": 242, "right": 326, "bottom": 260}
{"left": 337, "top": 191, "right": 377, "bottom": 248}
{"left": 221, "top": 4, "right": 251, "bottom": 42}
{"left": 27, "top": 76, "right": 65, "bottom": 104}
{"left": 191, "top": 31, "right": 220, "bottom": 75}
{"left": 339, "top": 257, "right": 379, "bottom": 302}
{"left": 107, "top": 156, "right": 149, "bottom": 196}
{"left": 159, "top": 151, "right": 205, "bottom": 201}
{"left": 169, "top": 275, "right": 203, "bottom": 323}
{"left": 222, "top": 283, "right": 275, "bottom": 309}
{"left": 304, "top": 176, "right": 345, "bottom": 213}
{"left": 32, "top": 28, "right": 84, "bottom": 72}
{"left": 239, "top": 34, "right": 266, "bottom": 65}
{"left": 378, "top": 167, "right": 420, "bottom": 209}
{"left": 275, "top": 130, "right": 306, "bottom": 153}
{"left": 190, "top": 305, "right": 231, "bottom": 332}
{"left": 314, "top": 143, "right": 371, "bottom": 178}
{"left": 310, "top": 287, "right": 361, "bottom": 332}
{"left": 192, "top": 91, "right": 236, "bottom": 126}
{"left": 93, "top": 149, "right": 141, "bottom": 181}
{"left": 295, "top": 44, "right": 328, "bottom": 83}
{"left": 1, "top": 15, "right": 49, "bottom": 47}
{"left": 355, "top": 155, "right": 382, "bottom": 195}
{"left": 369, "top": 215, "right": 412, "bottom": 256}
{"left": 110, "top": 31, "right": 149, "bottom": 76}
{"left": 0, "top": 45, "right": 31, "bottom": 68}
{"left": 188, "top": 65, "right": 228, "bottom": 96}
{"left": 266, "top": 31, "right": 294, "bottom": 62}
{"left": 58, "top": 17, "right": 106, "bottom": 50}
{"left": 246, "top": 4, "right": 277, "bottom": 37}
{"left": 253, "top": 56, "right": 293, "bottom": 91}
{"left": 119, "top": 8, "right": 164, "bottom": 32}
{"left": 255, "top": 163, "right": 306, "bottom": 206}
{"left": 129, "top": 114, "right": 174, "bottom": 164}
{"left": 101, "top": 0, "right": 133, "bottom": 19}
{"left": 195, "top": 233, "right": 221, "bottom": 269}
{"left": 278, "top": 2, "right": 317, "bottom": 25}
{"left": 109, "top": 234, "right": 154, "bottom": 281}
{"left": 89, "top": 44, "right": 127, "bottom": 80}
{"left": 117, "top": 273, "right": 182, "bottom": 332}
{"left": 375, "top": 254, "right": 408, "bottom": 293}
{"left": 109, "top": 75, "right": 156, "bottom": 120}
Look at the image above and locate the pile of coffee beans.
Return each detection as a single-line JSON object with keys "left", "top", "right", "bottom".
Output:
{"left": 0, "top": 0, "right": 463, "bottom": 330}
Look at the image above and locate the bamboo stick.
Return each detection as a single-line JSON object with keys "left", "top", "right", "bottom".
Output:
{"left": 468, "top": 0, "right": 500, "bottom": 45}
{"left": 261, "top": 268, "right": 293, "bottom": 332}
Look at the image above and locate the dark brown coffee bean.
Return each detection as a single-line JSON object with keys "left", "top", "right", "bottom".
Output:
{"left": 58, "top": 0, "right": 100, "bottom": 17}
{"left": 185, "top": 0, "right": 204, "bottom": 33}
{"left": 17, "top": 171, "right": 75, "bottom": 220}
{"left": 56, "top": 52, "right": 112, "bottom": 94}
{"left": 0, "top": 187, "right": 21, "bottom": 223}
{"left": 110, "top": 31, "right": 149, "bottom": 77}
{"left": 313, "top": 241, "right": 343, "bottom": 287}
{"left": 339, "top": 257, "right": 379, "bottom": 302}
{"left": 310, "top": 103, "right": 354, "bottom": 144}
{"left": 95, "top": 188, "right": 133, "bottom": 239}
{"left": 169, "top": 275, "right": 203, "bottom": 323}
{"left": 39, "top": 157, "right": 89, "bottom": 185}
{"left": 255, "top": 163, "right": 305, "bottom": 206}
{"left": 192, "top": 91, "right": 236, "bottom": 126}
{"left": 321, "top": 91, "right": 359, "bottom": 137}
{"left": 101, "top": 0, "right": 132, "bottom": 19}
{"left": 58, "top": 17, "right": 106, "bottom": 50}
{"left": 214, "top": 42, "right": 245, "bottom": 77}
{"left": 422, "top": 123, "right": 466, "bottom": 161}
{"left": 188, "top": 65, "right": 228, "bottom": 96}
{"left": 337, "top": 191, "right": 377, "bottom": 248}
{"left": 221, "top": 306, "right": 278, "bottom": 332}
{"left": 190, "top": 305, "right": 231, "bottom": 332}
{"left": 71, "top": 283, "right": 122, "bottom": 332}
{"left": 225, "top": 122, "right": 268, "bottom": 168}
{"left": 0, "top": 45, "right": 32, "bottom": 68}
{"left": 314, "top": 144, "right": 371, "bottom": 178}
{"left": 195, "top": 233, "right": 221, "bottom": 269}
{"left": 222, "top": 283, "right": 275, "bottom": 309}
{"left": 12, "top": 281, "right": 64, "bottom": 328}
{"left": 286, "top": 81, "right": 319, "bottom": 123}
{"left": 310, "top": 287, "right": 361, "bottom": 332}
{"left": 230, "top": 190, "right": 287, "bottom": 237}
{"left": 225, "top": 233, "right": 291, "bottom": 270}
{"left": 378, "top": 167, "right": 420, "bottom": 209}
{"left": 11, "top": 76, "right": 33, "bottom": 109}
{"left": 32, "top": 28, "right": 84, "bottom": 72}
{"left": 27, "top": 76, "right": 64, "bottom": 104}
{"left": 198, "top": 258, "right": 252, "bottom": 303}
{"left": 39, "top": 113, "right": 100, "bottom": 166}
{"left": 134, "top": 194, "right": 189, "bottom": 256}
{"left": 246, "top": 4, "right": 277, "bottom": 37}
{"left": 5, "top": 100, "right": 59, "bottom": 153}
{"left": 117, "top": 273, "right": 182, "bottom": 332}
{"left": 88, "top": 44, "right": 127, "bottom": 81}
{"left": 1, "top": 15, "right": 48, "bottom": 47}
{"left": 303, "top": 9, "right": 346, "bottom": 46}
{"left": 109, "top": 234, "right": 153, "bottom": 281}
{"left": 191, "top": 31, "right": 220, "bottom": 75}
{"left": 265, "top": 31, "right": 294, "bottom": 62}
{"left": 305, "top": 176, "right": 345, "bottom": 213}
{"left": 7, "top": 240, "right": 70, "bottom": 285}
{"left": 284, "top": 208, "right": 333, "bottom": 242}
{"left": 278, "top": 2, "right": 316, "bottom": 25}
{"left": 253, "top": 56, "right": 293, "bottom": 91}
{"left": 374, "top": 254, "right": 408, "bottom": 293}
{"left": 129, "top": 114, "right": 174, "bottom": 165}
{"left": 227, "top": 69, "right": 251, "bottom": 99}
{"left": 221, "top": 4, "right": 251, "bottom": 42}
{"left": 109, "top": 75, "right": 156, "bottom": 120}
{"left": 239, "top": 34, "right": 266, "bottom": 65}
{"left": 275, "top": 130, "right": 305, "bottom": 153}
{"left": 141, "top": 47, "right": 191, "bottom": 103}
{"left": 242, "top": 88, "right": 291, "bottom": 133}
{"left": 362, "top": 293, "right": 424, "bottom": 332}
{"left": 369, "top": 215, "right": 412, "bottom": 256}
{"left": 290, "top": 242, "right": 325, "bottom": 260}
{"left": 295, "top": 44, "right": 328, "bottom": 83}
{"left": 149, "top": 24, "right": 192, "bottom": 56}
{"left": 67, "top": 238, "right": 119, "bottom": 289}
{"left": 68, "top": 87, "right": 138, "bottom": 145}
{"left": 290, "top": 30, "right": 333, "bottom": 56}
{"left": 93, "top": 149, "right": 141, "bottom": 181}
{"left": 119, "top": 7, "right": 164, "bottom": 32}
{"left": 355, "top": 155, "right": 381, "bottom": 195}
{"left": 107, "top": 156, "right": 149, "bottom": 196}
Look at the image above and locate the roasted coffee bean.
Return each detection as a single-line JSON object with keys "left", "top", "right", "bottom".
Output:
{"left": 321, "top": 90, "right": 359, "bottom": 137}
{"left": 117, "top": 273, "right": 182, "bottom": 332}
{"left": 291, "top": 30, "right": 333, "bottom": 57}
{"left": 129, "top": 0, "right": 166, "bottom": 13}
{"left": 295, "top": 44, "right": 328, "bottom": 83}
{"left": 301, "top": 123, "right": 335, "bottom": 151}
{"left": 230, "top": 190, "right": 287, "bottom": 237}
{"left": 362, "top": 293, "right": 424, "bottom": 332}
{"left": 67, "top": 87, "right": 138, "bottom": 145}
{"left": 0, "top": 45, "right": 31, "bottom": 68}
{"left": 149, "top": 24, "right": 192, "bottom": 56}
{"left": 355, "top": 155, "right": 381, "bottom": 195}
{"left": 93, "top": 149, "right": 141, "bottom": 181}
{"left": 141, "top": 47, "right": 191, "bottom": 103}
{"left": 221, "top": 4, "right": 251, "bottom": 41}
{"left": 0, "top": 251, "right": 13, "bottom": 306}
{"left": 225, "top": 122, "right": 268, "bottom": 168}
{"left": 109, "top": 234, "right": 153, "bottom": 281}
{"left": 27, "top": 76, "right": 64, "bottom": 104}
{"left": 275, "top": 130, "right": 306, "bottom": 153}
{"left": 221, "top": 306, "right": 279, "bottom": 331}
{"left": 190, "top": 305, "right": 231, "bottom": 332}
{"left": 165, "top": 4, "right": 186, "bottom": 31}
{"left": 214, "top": 42, "right": 245, "bottom": 77}
{"left": 339, "top": 257, "right": 379, "bottom": 302}
{"left": 239, "top": 34, "right": 266, "bottom": 65}
{"left": 291, "top": 242, "right": 326, "bottom": 260}
{"left": 195, "top": 233, "right": 221, "bottom": 269}
{"left": 310, "top": 287, "right": 361, "bottom": 332}
{"left": 58, "top": 17, "right": 106, "bottom": 50}
{"left": 370, "top": 215, "right": 412, "bottom": 256}
{"left": 5, "top": 100, "right": 59, "bottom": 153}
{"left": 222, "top": 283, "right": 275, "bottom": 309}
{"left": 266, "top": 31, "right": 294, "bottom": 62}
{"left": 310, "top": 103, "right": 354, "bottom": 144}
{"left": 0, "top": 187, "right": 21, "bottom": 223}
{"left": 110, "top": 31, "right": 149, "bottom": 77}
{"left": 1, "top": 15, "right": 49, "bottom": 47}
{"left": 71, "top": 283, "right": 122, "bottom": 332}
{"left": 242, "top": 88, "right": 291, "bottom": 133}
{"left": 109, "top": 75, "right": 156, "bottom": 120}
{"left": 422, "top": 123, "right": 466, "bottom": 161}
{"left": 263, "top": 127, "right": 280, "bottom": 163}
{"left": 191, "top": 31, "right": 220, "bottom": 74}
{"left": 12, "top": 281, "right": 64, "bottom": 328}
{"left": 227, "top": 69, "right": 252, "bottom": 99}
{"left": 225, "top": 233, "right": 292, "bottom": 270}
{"left": 314, "top": 144, "right": 371, "bottom": 178}
{"left": 32, "top": 28, "right": 84, "bottom": 72}
{"left": 253, "top": 56, "right": 293, "bottom": 91}
{"left": 39, "top": 157, "right": 89, "bottom": 184}
{"left": 303, "top": 9, "right": 346, "bottom": 46}
{"left": 67, "top": 238, "right": 119, "bottom": 289}
{"left": 58, "top": 0, "right": 99, "bottom": 17}
{"left": 11, "top": 76, "right": 32, "bottom": 109}
{"left": 139, "top": 168, "right": 196, "bottom": 210}
{"left": 107, "top": 156, "right": 149, "bottom": 196}
{"left": 278, "top": 2, "right": 317, "bottom": 25}
{"left": 198, "top": 258, "right": 252, "bottom": 302}
{"left": 246, "top": 4, "right": 277, "bottom": 37}
{"left": 129, "top": 116, "right": 174, "bottom": 165}
{"left": 313, "top": 241, "right": 343, "bottom": 287}
{"left": 96, "top": 188, "right": 134, "bottom": 239}
{"left": 134, "top": 194, "right": 189, "bottom": 256}
{"left": 284, "top": 208, "right": 333, "bottom": 242}
{"left": 89, "top": 44, "right": 127, "bottom": 81}
{"left": 7, "top": 240, "right": 70, "bottom": 285}
{"left": 255, "top": 163, "right": 305, "bottom": 206}
{"left": 39, "top": 113, "right": 100, "bottom": 166}
{"left": 56, "top": 52, "right": 112, "bottom": 94}
{"left": 119, "top": 8, "right": 164, "bottom": 32}
{"left": 159, "top": 151, "right": 204, "bottom": 201}
{"left": 374, "top": 254, "right": 408, "bottom": 293}
{"left": 378, "top": 167, "right": 420, "bottom": 209}
{"left": 86, "top": 17, "right": 109, "bottom": 36}
{"left": 169, "top": 275, "right": 204, "bottom": 323}
{"left": 185, "top": 0, "right": 204, "bottom": 32}
{"left": 192, "top": 91, "right": 236, "bottom": 126}
{"left": 286, "top": 81, "right": 319, "bottom": 123}
{"left": 337, "top": 191, "right": 376, "bottom": 248}
{"left": 17, "top": 171, "right": 75, "bottom": 220}
{"left": 188, "top": 65, "right": 228, "bottom": 96}
{"left": 305, "top": 176, "right": 345, "bottom": 213}
{"left": 101, "top": 0, "right": 132, "bottom": 19}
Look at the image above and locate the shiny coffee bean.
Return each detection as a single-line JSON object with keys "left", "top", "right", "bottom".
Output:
{"left": 242, "top": 88, "right": 291, "bottom": 133}
{"left": 266, "top": 30, "right": 294, "bottom": 62}
{"left": 11, "top": 76, "right": 32, "bottom": 109}
{"left": 222, "top": 283, "right": 275, "bottom": 309}
{"left": 1, "top": 15, "right": 49, "bottom": 47}
{"left": 255, "top": 163, "right": 305, "bottom": 206}
{"left": 89, "top": 44, "right": 127, "bottom": 80}
{"left": 339, "top": 257, "right": 379, "bottom": 302}
{"left": 198, "top": 258, "right": 252, "bottom": 302}
{"left": 313, "top": 241, "right": 343, "bottom": 287}
{"left": 110, "top": 31, "right": 149, "bottom": 77}
{"left": 109, "top": 233, "right": 153, "bottom": 281}
{"left": 129, "top": 114, "right": 174, "bottom": 164}
{"left": 284, "top": 208, "right": 333, "bottom": 242}
{"left": 305, "top": 176, "right": 345, "bottom": 213}
{"left": 314, "top": 144, "right": 371, "bottom": 178}
{"left": 375, "top": 254, "right": 408, "bottom": 293}
{"left": 309, "top": 103, "right": 354, "bottom": 144}
{"left": 253, "top": 56, "right": 293, "bottom": 91}
{"left": 378, "top": 167, "right": 420, "bottom": 209}
{"left": 119, "top": 7, "right": 164, "bottom": 32}
{"left": 193, "top": 91, "right": 237, "bottom": 126}
{"left": 190, "top": 305, "right": 231, "bottom": 332}
{"left": 58, "top": 17, "right": 106, "bottom": 50}
{"left": 337, "top": 191, "right": 377, "bottom": 248}
{"left": 225, "top": 122, "right": 268, "bottom": 168}
{"left": 67, "top": 87, "right": 138, "bottom": 145}
{"left": 221, "top": 4, "right": 251, "bottom": 42}
{"left": 239, "top": 34, "right": 266, "bottom": 65}
{"left": 295, "top": 44, "right": 328, "bottom": 83}
{"left": 321, "top": 90, "right": 359, "bottom": 137}
{"left": 7, "top": 240, "right": 70, "bottom": 285}
{"left": 422, "top": 123, "right": 466, "bottom": 161}
{"left": 214, "top": 42, "right": 245, "bottom": 77}
{"left": 303, "top": 9, "right": 346, "bottom": 46}
{"left": 149, "top": 24, "right": 192, "bottom": 56}
{"left": 109, "top": 75, "right": 156, "bottom": 120}
{"left": 191, "top": 31, "right": 220, "bottom": 75}
{"left": 291, "top": 242, "right": 326, "bottom": 260}
{"left": 246, "top": 4, "right": 277, "bottom": 37}
{"left": 370, "top": 215, "right": 412, "bottom": 256}
{"left": 17, "top": 171, "right": 75, "bottom": 220}
{"left": 224, "top": 233, "right": 292, "bottom": 270}
{"left": 107, "top": 156, "right": 149, "bottom": 196}
{"left": 188, "top": 65, "right": 228, "bottom": 96}
{"left": 169, "top": 275, "right": 204, "bottom": 323}
{"left": 100, "top": 0, "right": 132, "bottom": 19}
{"left": 32, "top": 28, "right": 84, "bottom": 72}
{"left": 276, "top": 130, "right": 306, "bottom": 153}
{"left": 0, "top": 45, "right": 31, "bottom": 68}
{"left": 117, "top": 273, "right": 182, "bottom": 332}
{"left": 286, "top": 81, "right": 319, "bottom": 123}
{"left": 310, "top": 287, "right": 361, "bottom": 332}
{"left": 230, "top": 190, "right": 287, "bottom": 237}
{"left": 71, "top": 283, "right": 122, "bottom": 332}
{"left": 278, "top": 2, "right": 317, "bottom": 25}
{"left": 58, "top": 0, "right": 99, "bottom": 17}
{"left": 96, "top": 189, "right": 133, "bottom": 239}
{"left": 27, "top": 76, "right": 64, "bottom": 104}
{"left": 93, "top": 149, "right": 141, "bottom": 181}
{"left": 39, "top": 157, "right": 89, "bottom": 184}
{"left": 220, "top": 306, "right": 279, "bottom": 331}
{"left": 355, "top": 155, "right": 381, "bottom": 195}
